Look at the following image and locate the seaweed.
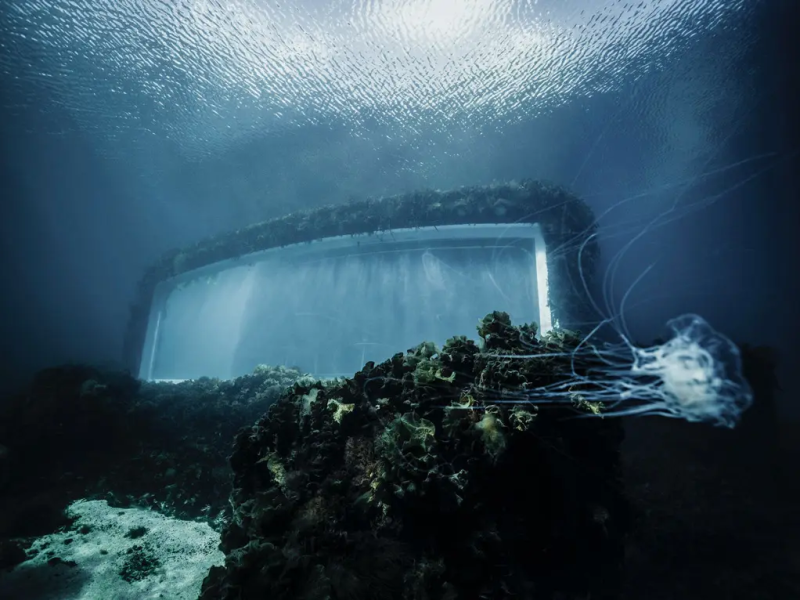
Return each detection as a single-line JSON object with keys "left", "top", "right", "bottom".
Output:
{"left": 200, "top": 312, "right": 629, "bottom": 600}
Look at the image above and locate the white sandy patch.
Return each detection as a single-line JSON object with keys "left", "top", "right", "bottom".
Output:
{"left": 0, "top": 499, "right": 223, "bottom": 600}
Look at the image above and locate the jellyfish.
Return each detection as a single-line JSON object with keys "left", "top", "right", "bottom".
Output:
{"left": 477, "top": 212, "right": 756, "bottom": 428}
{"left": 484, "top": 312, "right": 753, "bottom": 428}
{"left": 475, "top": 153, "right": 777, "bottom": 428}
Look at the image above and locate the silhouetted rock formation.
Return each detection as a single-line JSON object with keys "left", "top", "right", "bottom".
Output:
{"left": 200, "top": 313, "right": 629, "bottom": 600}
{"left": 0, "top": 364, "right": 304, "bottom": 539}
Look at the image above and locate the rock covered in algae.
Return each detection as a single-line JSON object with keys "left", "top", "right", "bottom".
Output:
{"left": 200, "top": 312, "right": 629, "bottom": 600}
{"left": 0, "top": 364, "right": 305, "bottom": 538}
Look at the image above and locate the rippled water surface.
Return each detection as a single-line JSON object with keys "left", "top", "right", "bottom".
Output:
{"left": 1, "top": 0, "right": 754, "bottom": 163}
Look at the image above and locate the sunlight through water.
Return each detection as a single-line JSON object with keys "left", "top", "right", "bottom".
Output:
{"left": 0, "top": 0, "right": 751, "bottom": 158}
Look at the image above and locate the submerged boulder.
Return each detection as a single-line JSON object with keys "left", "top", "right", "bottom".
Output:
{"left": 201, "top": 313, "right": 629, "bottom": 600}
{"left": 0, "top": 364, "right": 306, "bottom": 538}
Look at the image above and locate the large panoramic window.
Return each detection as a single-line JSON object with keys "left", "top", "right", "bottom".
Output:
{"left": 139, "top": 224, "right": 550, "bottom": 381}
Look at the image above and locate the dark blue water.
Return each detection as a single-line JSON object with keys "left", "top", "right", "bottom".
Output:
{"left": 0, "top": 1, "right": 797, "bottom": 405}
{"left": 0, "top": 3, "right": 799, "bottom": 599}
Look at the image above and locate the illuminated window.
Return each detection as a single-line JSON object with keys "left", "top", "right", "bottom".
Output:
{"left": 138, "top": 223, "right": 551, "bottom": 381}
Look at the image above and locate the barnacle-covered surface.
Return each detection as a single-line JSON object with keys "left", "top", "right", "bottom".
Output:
{"left": 200, "top": 312, "right": 628, "bottom": 600}
{"left": 123, "top": 180, "right": 599, "bottom": 375}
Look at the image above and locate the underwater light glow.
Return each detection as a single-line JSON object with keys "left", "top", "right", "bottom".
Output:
{"left": 534, "top": 238, "right": 552, "bottom": 333}
{"left": 367, "top": 0, "right": 510, "bottom": 46}
{"left": 0, "top": 0, "right": 752, "bottom": 157}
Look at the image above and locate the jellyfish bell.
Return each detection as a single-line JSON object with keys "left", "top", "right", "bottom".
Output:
{"left": 627, "top": 314, "right": 753, "bottom": 426}
{"left": 482, "top": 312, "right": 753, "bottom": 428}
{"left": 588, "top": 314, "right": 752, "bottom": 427}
